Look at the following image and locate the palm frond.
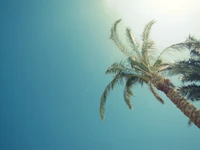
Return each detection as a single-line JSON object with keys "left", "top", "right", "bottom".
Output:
{"left": 124, "top": 77, "right": 135, "bottom": 109}
{"left": 178, "top": 84, "right": 200, "bottom": 101}
{"left": 148, "top": 49, "right": 159, "bottom": 62}
{"left": 127, "top": 52, "right": 151, "bottom": 74}
{"left": 127, "top": 57, "right": 149, "bottom": 73}
{"left": 149, "top": 83, "right": 164, "bottom": 104}
{"left": 153, "top": 40, "right": 191, "bottom": 67}
{"left": 110, "top": 19, "right": 133, "bottom": 56}
{"left": 110, "top": 19, "right": 122, "bottom": 39}
{"left": 126, "top": 28, "right": 138, "bottom": 48}
{"left": 123, "top": 75, "right": 149, "bottom": 109}
{"left": 186, "top": 35, "right": 200, "bottom": 49}
{"left": 155, "top": 35, "right": 200, "bottom": 66}
{"left": 190, "top": 44, "right": 200, "bottom": 60}
{"left": 126, "top": 28, "right": 142, "bottom": 59}
{"left": 100, "top": 71, "right": 148, "bottom": 120}
{"left": 165, "top": 43, "right": 189, "bottom": 51}
{"left": 100, "top": 73, "right": 127, "bottom": 120}
{"left": 191, "top": 49, "right": 200, "bottom": 58}
{"left": 182, "top": 73, "right": 200, "bottom": 83}
{"left": 141, "top": 20, "right": 155, "bottom": 46}
{"left": 153, "top": 59, "right": 170, "bottom": 72}
{"left": 141, "top": 20, "right": 156, "bottom": 65}
{"left": 106, "top": 60, "right": 132, "bottom": 75}
{"left": 166, "top": 35, "right": 200, "bottom": 51}
{"left": 127, "top": 57, "right": 153, "bottom": 80}
{"left": 165, "top": 60, "right": 200, "bottom": 77}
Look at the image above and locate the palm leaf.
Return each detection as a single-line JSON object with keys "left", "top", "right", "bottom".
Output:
{"left": 186, "top": 35, "right": 200, "bottom": 50}
{"left": 165, "top": 60, "right": 200, "bottom": 77}
{"left": 124, "top": 77, "right": 135, "bottom": 109}
{"left": 191, "top": 49, "right": 200, "bottom": 58}
{"left": 100, "top": 73, "right": 129, "bottom": 120}
{"left": 127, "top": 57, "right": 152, "bottom": 78}
{"left": 105, "top": 60, "right": 132, "bottom": 75}
{"left": 153, "top": 39, "right": 192, "bottom": 67}
{"left": 128, "top": 57, "right": 148, "bottom": 72}
{"left": 182, "top": 73, "right": 200, "bottom": 83}
{"left": 126, "top": 28, "right": 142, "bottom": 59}
{"left": 178, "top": 84, "right": 200, "bottom": 101}
{"left": 155, "top": 35, "right": 200, "bottom": 66}
{"left": 153, "top": 59, "right": 170, "bottom": 72}
{"left": 141, "top": 20, "right": 156, "bottom": 65}
{"left": 149, "top": 83, "right": 164, "bottom": 104}
{"left": 110, "top": 19, "right": 132, "bottom": 56}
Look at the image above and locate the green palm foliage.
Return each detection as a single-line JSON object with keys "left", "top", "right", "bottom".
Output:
{"left": 100, "top": 19, "right": 171, "bottom": 120}
{"left": 166, "top": 36, "right": 200, "bottom": 101}
{"left": 164, "top": 36, "right": 200, "bottom": 126}
{"left": 100, "top": 19, "right": 200, "bottom": 128}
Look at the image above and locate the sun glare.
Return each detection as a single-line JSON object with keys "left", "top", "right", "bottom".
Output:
{"left": 151, "top": 0, "right": 192, "bottom": 15}
{"left": 104, "top": 0, "right": 200, "bottom": 60}
{"left": 105, "top": 0, "right": 198, "bottom": 24}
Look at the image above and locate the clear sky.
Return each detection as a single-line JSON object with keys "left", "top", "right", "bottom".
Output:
{"left": 0, "top": 0, "right": 200, "bottom": 150}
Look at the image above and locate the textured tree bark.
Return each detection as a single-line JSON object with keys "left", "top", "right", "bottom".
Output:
{"left": 151, "top": 74, "right": 200, "bottom": 128}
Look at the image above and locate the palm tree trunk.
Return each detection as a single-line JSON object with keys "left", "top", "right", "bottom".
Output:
{"left": 151, "top": 74, "right": 200, "bottom": 128}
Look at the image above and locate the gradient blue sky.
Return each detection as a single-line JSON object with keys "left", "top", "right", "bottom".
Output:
{"left": 0, "top": 0, "right": 200, "bottom": 150}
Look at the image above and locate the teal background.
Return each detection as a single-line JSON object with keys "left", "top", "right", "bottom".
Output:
{"left": 0, "top": 0, "right": 199, "bottom": 150}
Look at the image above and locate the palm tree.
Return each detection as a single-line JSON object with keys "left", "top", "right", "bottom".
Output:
{"left": 100, "top": 19, "right": 200, "bottom": 128}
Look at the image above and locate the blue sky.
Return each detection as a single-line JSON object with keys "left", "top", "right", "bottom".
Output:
{"left": 0, "top": 0, "right": 200, "bottom": 150}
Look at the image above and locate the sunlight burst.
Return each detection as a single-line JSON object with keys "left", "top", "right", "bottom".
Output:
{"left": 151, "top": 0, "right": 192, "bottom": 14}
{"left": 105, "top": 0, "right": 198, "bottom": 24}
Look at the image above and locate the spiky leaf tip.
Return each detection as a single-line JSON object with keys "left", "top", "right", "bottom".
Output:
{"left": 110, "top": 19, "right": 122, "bottom": 40}
{"left": 149, "top": 83, "right": 164, "bottom": 104}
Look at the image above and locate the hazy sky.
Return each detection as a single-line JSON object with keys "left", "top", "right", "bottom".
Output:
{"left": 106, "top": 0, "right": 200, "bottom": 41}
{"left": 0, "top": 0, "right": 200, "bottom": 150}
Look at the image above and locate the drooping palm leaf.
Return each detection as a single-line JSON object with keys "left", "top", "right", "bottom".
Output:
{"left": 149, "top": 83, "right": 165, "bottom": 104}
{"left": 100, "top": 73, "right": 127, "bottom": 120}
{"left": 124, "top": 76, "right": 135, "bottom": 109}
